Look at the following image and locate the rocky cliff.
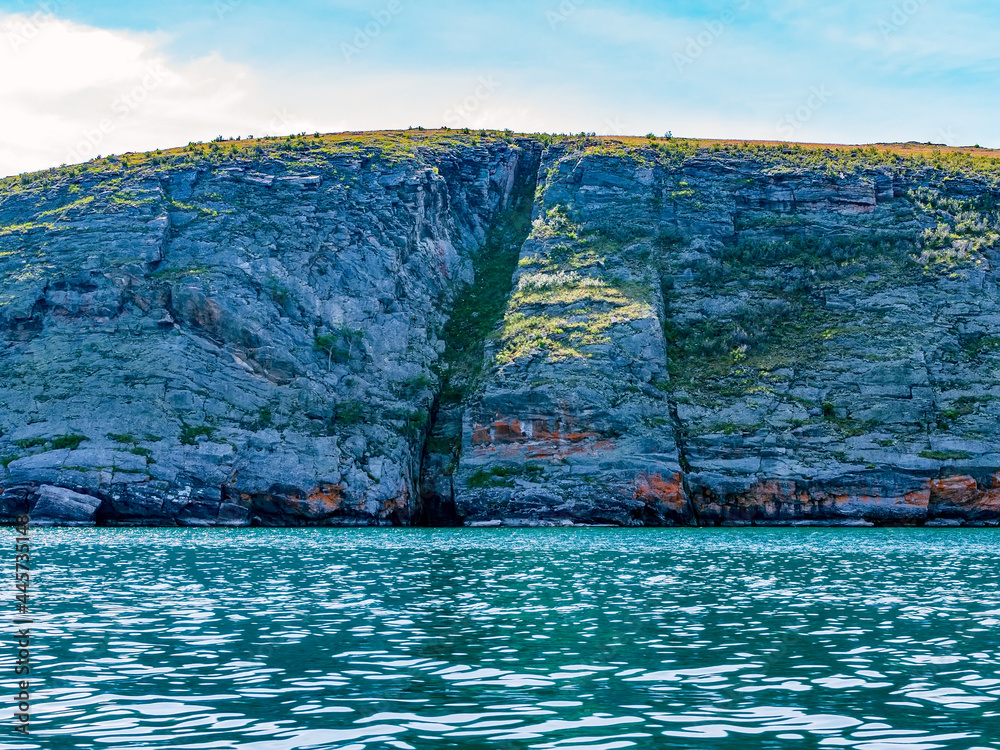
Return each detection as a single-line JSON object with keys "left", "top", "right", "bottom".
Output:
{"left": 3, "top": 131, "right": 1000, "bottom": 527}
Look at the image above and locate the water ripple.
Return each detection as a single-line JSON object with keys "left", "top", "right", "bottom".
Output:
{"left": 0, "top": 528, "right": 998, "bottom": 748}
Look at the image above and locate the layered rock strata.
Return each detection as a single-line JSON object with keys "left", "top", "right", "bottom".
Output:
{"left": 0, "top": 133, "right": 541, "bottom": 525}
{"left": 3, "top": 132, "right": 1000, "bottom": 526}
{"left": 455, "top": 142, "right": 1000, "bottom": 527}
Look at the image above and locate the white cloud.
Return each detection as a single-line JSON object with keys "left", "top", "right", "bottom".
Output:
{"left": 0, "top": 12, "right": 318, "bottom": 177}
{"left": 0, "top": 11, "right": 623, "bottom": 177}
{"left": 2, "top": 5, "right": 997, "bottom": 179}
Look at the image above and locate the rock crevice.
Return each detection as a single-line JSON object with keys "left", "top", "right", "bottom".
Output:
{"left": 3, "top": 133, "right": 1000, "bottom": 526}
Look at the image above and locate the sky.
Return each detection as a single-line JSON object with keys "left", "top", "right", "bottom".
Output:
{"left": 1, "top": 0, "right": 999, "bottom": 177}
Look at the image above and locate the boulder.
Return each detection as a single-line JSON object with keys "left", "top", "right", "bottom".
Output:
{"left": 30, "top": 486, "right": 102, "bottom": 527}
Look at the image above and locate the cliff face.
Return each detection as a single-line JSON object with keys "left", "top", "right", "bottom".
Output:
{"left": 0, "top": 133, "right": 541, "bottom": 525}
{"left": 3, "top": 132, "right": 1000, "bottom": 527}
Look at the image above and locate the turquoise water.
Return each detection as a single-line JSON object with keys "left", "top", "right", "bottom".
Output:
{"left": 1, "top": 528, "right": 999, "bottom": 749}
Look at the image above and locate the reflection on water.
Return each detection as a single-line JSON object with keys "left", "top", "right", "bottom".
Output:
{"left": 1, "top": 528, "right": 998, "bottom": 749}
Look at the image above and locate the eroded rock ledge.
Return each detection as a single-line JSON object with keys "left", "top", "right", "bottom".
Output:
{"left": 3, "top": 132, "right": 1000, "bottom": 526}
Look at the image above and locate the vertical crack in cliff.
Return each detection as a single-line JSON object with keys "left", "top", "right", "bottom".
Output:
{"left": 419, "top": 144, "right": 544, "bottom": 524}
{"left": 667, "top": 398, "right": 701, "bottom": 527}
{"left": 660, "top": 275, "right": 702, "bottom": 527}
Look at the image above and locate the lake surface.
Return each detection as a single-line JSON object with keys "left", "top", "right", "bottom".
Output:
{"left": 2, "top": 528, "right": 999, "bottom": 749}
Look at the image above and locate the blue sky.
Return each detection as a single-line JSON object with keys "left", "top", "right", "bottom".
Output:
{"left": 2, "top": 0, "right": 999, "bottom": 175}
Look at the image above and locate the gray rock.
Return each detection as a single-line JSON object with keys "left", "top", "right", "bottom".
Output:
{"left": 4, "top": 134, "right": 1000, "bottom": 526}
{"left": 30, "top": 486, "right": 102, "bottom": 526}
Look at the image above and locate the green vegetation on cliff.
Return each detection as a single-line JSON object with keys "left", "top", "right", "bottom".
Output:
{"left": 5, "top": 130, "right": 1000, "bottom": 528}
